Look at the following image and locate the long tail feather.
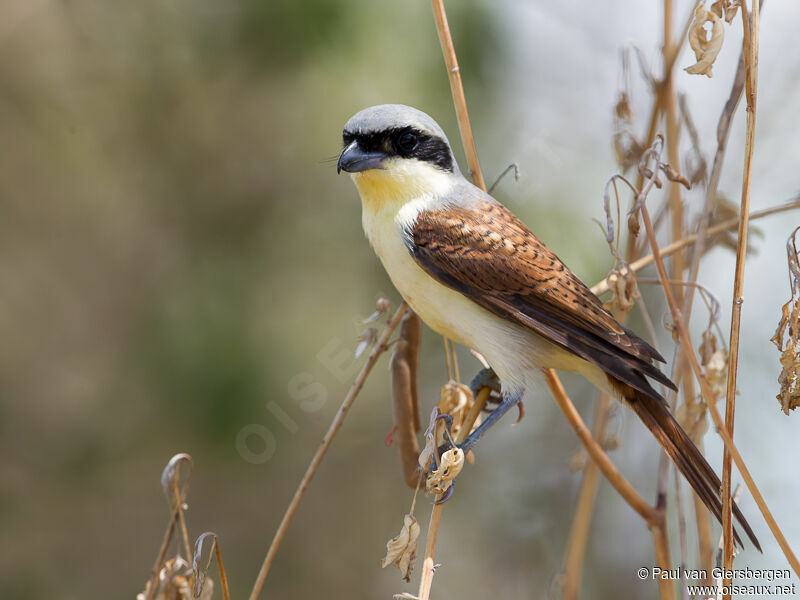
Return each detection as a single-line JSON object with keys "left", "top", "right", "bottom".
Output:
{"left": 613, "top": 379, "right": 761, "bottom": 552}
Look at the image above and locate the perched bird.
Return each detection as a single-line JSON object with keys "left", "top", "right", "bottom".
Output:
{"left": 337, "top": 103, "right": 759, "bottom": 550}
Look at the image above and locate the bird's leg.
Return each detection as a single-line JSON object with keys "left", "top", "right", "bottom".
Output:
{"left": 458, "top": 388, "right": 524, "bottom": 455}
{"left": 469, "top": 367, "right": 501, "bottom": 400}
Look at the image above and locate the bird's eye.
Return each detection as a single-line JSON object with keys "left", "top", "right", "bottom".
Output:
{"left": 396, "top": 131, "right": 418, "bottom": 153}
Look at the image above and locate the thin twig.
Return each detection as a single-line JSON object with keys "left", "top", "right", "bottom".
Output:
{"left": 417, "top": 387, "right": 490, "bottom": 600}
{"left": 430, "top": 0, "right": 485, "bottom": 189}
{"left": 247, "top": 303, "right": 410, "bottom": 600}
{"left": 561, "top": 393, "right": 612, "bottom": 600}
{"left": 543, "top": 369, "right": 657, "bottom": 522}
{"left": 722, "top": 0, "right": 759, "bottom": 588}
{"left": 590, "top": 200, "right": 800, "bottom": 296}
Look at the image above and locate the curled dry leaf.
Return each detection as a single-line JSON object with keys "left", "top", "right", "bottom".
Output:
{"left": 437, "top": 380, "right": 473, "bottom": 440}
{"left": 661, "top": 162, "right": 692, "bottom": 190}
{"left": 355, "top": 327, "right": 377, "bottom": 359}
{"left": 711, "top": 0, "right": 740, "bottom": 23}
{"left": 418, "top": 407, "right": 440, "bottom": 471}
{"left": 381, "top": 514, "right": 421, "bottom": 582}
{"left": 603, "top": 267, "right": 640, "bottom": 315}
{"left": 770, "top": 227, "right": 800, "bottom": 415}
{"left": 639, "top": 166, "right": 663, "bottom": 189}
{"left": 685, "top": 4, "right": 724, "bottom": 78}
{"left": 426, "top": 447, "right": 464, "bottom": 496}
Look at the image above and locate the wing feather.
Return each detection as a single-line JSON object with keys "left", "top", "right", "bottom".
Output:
{"left": 406, "top": 196, "right": 676, "bottom": 399}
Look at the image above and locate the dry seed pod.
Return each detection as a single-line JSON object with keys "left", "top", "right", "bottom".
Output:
{"left": 603, "top": 268, "right": 640, "bottom": 315}
{"left": 426, "top": 447, "right": 464, "bottom": 496}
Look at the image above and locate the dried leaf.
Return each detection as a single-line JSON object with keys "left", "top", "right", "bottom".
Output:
{"left": 699, "top": 330, "right": 718, "bottom": 366}
{"left": 355, "top": 327, "right": 377, "bottom": 359}
{"left": 614, "top": 91, "right": 633, "bottom": 122}
{"left": 426, "top": 447, "right": 464, "bottom": 496}
{"left": 627, "top": 210, "right": 641, "bottom": 237}
{"left": 418, "top": 408, "right": 440, "bottom": 471}
{"left": 381, "top": 514, "right": 421, "bottom": 582}
{"left": 437, "top": 380, "right": 473, "bottom": 439}
{"left": 771, "top": 228, "right": 800, "bottom": 414}
{"left": 603, "top": 268, "right": 640, "bottom": 315}
{"left": 639, "top": 166, "right": 662, "bottom": 189}
{"left": 712, "top": 0, "right": 740, "bottom": 23}
{"left": 685, "top": 5, "right": 724, "bottom": 78}
{"left": 661, "top": 162, "right": 692, "bottom": 190}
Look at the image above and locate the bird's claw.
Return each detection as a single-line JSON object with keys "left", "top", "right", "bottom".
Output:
{"left": 469, "top": 367, "right": 501, "bottom": 401}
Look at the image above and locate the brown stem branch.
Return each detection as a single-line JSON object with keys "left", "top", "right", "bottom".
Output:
{"left": 431, "top": 0, "right": 485, "bottom": 189}
{"left": 543, "top": 369, "right": 657, "bottom": 522}
{"left": 722, "top": 0, "right": 760, "bottom": 587}
{"left": 417, "top": 387, "right": 490, "bottom": 600}
{"left": 561, "top": 394, "right": 611, "bottom": 600}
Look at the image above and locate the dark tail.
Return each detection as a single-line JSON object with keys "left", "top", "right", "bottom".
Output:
{"left": 614, "top": 380, "right": 761, "bottom": 552}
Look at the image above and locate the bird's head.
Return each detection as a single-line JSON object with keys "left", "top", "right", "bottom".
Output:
{"left": 338, "top": 104, "right": 460, "bottom": 203}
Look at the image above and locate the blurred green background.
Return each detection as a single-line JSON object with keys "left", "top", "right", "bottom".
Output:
{"left": 1, "top": 1, "right": 799, "bottom": 598}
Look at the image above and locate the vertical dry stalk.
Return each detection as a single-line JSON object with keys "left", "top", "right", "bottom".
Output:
{"left": 417, "top": 3, "right": 489, "bottom": 597}
{"left": 561, "top": 394, "right": 611, "bottom": 600}
{"left": 416, "top": 387, "right": 490, "bottom": 599}
{"left": 431, "top": 0, "right": 485, "bottom": 190}
{"left": 247, "top": 303, "right": 409, "bottom": 600}
{"left": 721, "top": 2, "right": 759, "bottom": 589}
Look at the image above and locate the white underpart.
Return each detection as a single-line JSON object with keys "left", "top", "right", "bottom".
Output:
{"left": 353, "top": 157, "right": 611, "bottom": 398}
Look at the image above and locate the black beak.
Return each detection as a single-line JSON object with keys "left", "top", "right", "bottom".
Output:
{"left": 337, "top": 142, "right": 389, "bottom": 174}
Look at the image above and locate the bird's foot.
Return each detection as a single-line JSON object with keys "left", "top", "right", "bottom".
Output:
{"left": 469, "top": 367, "right": 501, "bottom": 401}
{"left": 426, "top": 389, "right": 523, "bottom": 505}
{"left": 459, "top": 389, "right": 524, "bottom": 455}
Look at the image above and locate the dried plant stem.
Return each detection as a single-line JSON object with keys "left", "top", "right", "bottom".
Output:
{"left": 431, "top": 0, "right": 485, "bottom": 189}
{"left": 145, "top": 499, "right": 182, "bottom": 600}
{"left": 721, "top": 2, "right": 759, "bottom": 584}
{"left": 544, "top": 370, "right": 675, "bottom": 600}
{"left": 544, "top": 370, "right": 656, "bottom": 522}
{"left": 638, "top": 201, "right": 800, "bottom": 576}
{"left": 247, "top": 303, "right": 409, "bottom": 600}
{"left": 590, "top": 200, "right": 800, "bottom": 297}
{"left": 561, "top": 393, "right": 611, "bottom": 600}
{"left": 215, "top": 542, "right": 231, "bottom": 600}
{"left": 417, "top": 387, "right": 490, "bottom": 600}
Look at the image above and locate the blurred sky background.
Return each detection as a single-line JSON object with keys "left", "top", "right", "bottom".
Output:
{"left": 1, "top": 1, "right": 799, "bottom": 598}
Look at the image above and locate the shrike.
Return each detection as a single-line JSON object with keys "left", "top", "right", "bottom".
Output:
{"left": 337, "top": 104, "right": 758, "bottom": 549}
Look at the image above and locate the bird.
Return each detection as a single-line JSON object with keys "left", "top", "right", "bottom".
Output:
{"left": 337, "top": 103, "right": 759, "bottom": 550}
